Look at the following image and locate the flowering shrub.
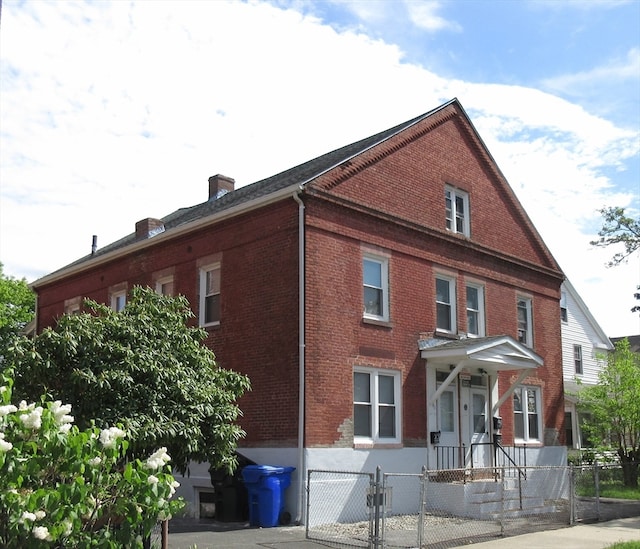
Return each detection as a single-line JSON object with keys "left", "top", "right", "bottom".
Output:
{"left": 0, "top": 368, "right": 184, "bottom": 548}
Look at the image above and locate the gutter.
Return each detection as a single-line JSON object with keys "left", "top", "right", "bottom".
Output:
{"left": 292, "top": 190, "right": 306, "bottom": 525}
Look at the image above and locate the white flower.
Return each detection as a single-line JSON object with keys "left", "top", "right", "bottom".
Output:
{"left": 59, "top": 423, "right": 72, "bottom": 434}
{"left": 51, "top": 400, "right": 74, "bottom": 426}
{"left": 21, "top": 511, "right": 36, "bottom": 522}
{"left": 88, "top": 456, "right": 102, "bottom": 467}
{"left": 0, "top": 404, "right": 17, "bottom": 417}
{"left": 62, "top": 520, "right": 73, "bottom": 536}
{"left": 99, "top": 427, "right": 126, "bottom": 449}
{"left": 0, "top": 433, "right": 12, "bottom": 452}
{"left": 19, "top": 407, "right": 43, "bottom": 430}
{"left": 146, "top": 447, "right": 171, "bottom": 470}
{"left": 147, "top": 474, "right": 159, "bottom": 485}
{"left": 18, "top": 400, "right": 33, "bottom": 411}
{"left": 34, "top": 510, "right": 46, "bottom": 520}
{"left": 32, "top": 526, "right": 52, "bottom": 541}
{"left": 169, "top": 480, "right": 180, "bottom": 497}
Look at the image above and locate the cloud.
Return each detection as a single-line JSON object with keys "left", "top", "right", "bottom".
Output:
{"left": 404, "top": 1, "right": 462, "bottom": 32}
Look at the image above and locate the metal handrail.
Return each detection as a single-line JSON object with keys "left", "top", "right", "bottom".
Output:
{"left": 471, "top": 441, "right": 525, "bottom": 509}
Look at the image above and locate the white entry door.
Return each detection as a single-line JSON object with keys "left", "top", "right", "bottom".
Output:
{"left": 470, "top": 389, "right": 490, "bottom": 467}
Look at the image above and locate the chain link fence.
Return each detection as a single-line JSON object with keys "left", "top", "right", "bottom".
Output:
{"left": 306, "top": 462, "right": 639, "bottom": 548}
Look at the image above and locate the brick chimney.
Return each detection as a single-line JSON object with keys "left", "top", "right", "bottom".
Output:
{"left": 208, "top": 174, "right": 235, "bottom": 200}
{"left": 135, "top": 218, "right": 165, "bottom": 240}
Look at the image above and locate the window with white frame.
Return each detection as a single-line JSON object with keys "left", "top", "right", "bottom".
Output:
{"left": 436, "top": 276, "right": 456, "bottom": 333}
{"left": 111, "top": 291, "right": 126, "bottom": 312}
{"left": 439, "top": 389, "right": 455, "bottom": 433}
{"left": 574, "top": 344, "right": 583, "bottom": 375}
{"left": 199, "top": 264, "right": 220, "bottom": 326}
{"left": 466, "top": 283, "right": 485, "bottom": 337}
{"left": 517, "top": 296, "right": 533, "bottom": 346}
{"left": 560, "top": 291, "right": 568, "bottom": 323}
{"left": 445, "top": 185, "right": 470, "bottom": 236}
{"left": 353, "top": 368, "right": 401, "bottom": 443}
{"left": 363, "top": 255, "right": 389, "bottom": 322}
{"left": 156, "top": 276, "right": 174, "bottom": 296}
{"left": 513, "top": 386, "right": 541, "bottom": 442}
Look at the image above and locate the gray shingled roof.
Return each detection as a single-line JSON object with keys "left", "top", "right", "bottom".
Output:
{"left": 39, "top": 100, "right": 456, "bottom": 277}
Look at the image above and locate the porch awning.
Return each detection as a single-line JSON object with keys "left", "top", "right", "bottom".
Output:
{"left": 419, "top": 335, "right": 543, "bottom": 373}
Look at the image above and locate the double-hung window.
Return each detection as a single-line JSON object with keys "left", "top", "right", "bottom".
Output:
{"left": 574, "top": 345, "right": 583, "bottom": 375}
{"left": 517, "top": 296, "right": 533, "bottom": 346}
{"left": 513, "top": 386, "right": 541, "bottom": 442}
{"left": 363, "top": 255, "right": 389, "bottom": 322}
{"left": 466, "top": 283, "right": 485, "bottom": 337}
{"left": 560, "top": 291, "right": 568, "bottom": 323}
{"left": 445, "top": 185, "right": 470, "bottom": 236}
{"left": 111, "top": 291, "right": 126, "bottom": 312}
{"left": 353, "top": 368, "right": 401, "bottom": 444}
{"left": 436, "top": 276, "right": 456, "bottom": 333}
{"left": 199, "top": 264, "right": 221, "bottom": 326}
{"left": 156, "top": 276, "right": 174, "bottom": 296}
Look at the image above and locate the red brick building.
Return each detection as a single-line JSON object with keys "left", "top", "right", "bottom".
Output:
{"left": 32, "top": 99, "right": 566, "bottom": 519}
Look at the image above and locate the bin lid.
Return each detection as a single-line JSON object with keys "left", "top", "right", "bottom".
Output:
{"left": 241, "top": 464, "right": 287, "bottom": 484}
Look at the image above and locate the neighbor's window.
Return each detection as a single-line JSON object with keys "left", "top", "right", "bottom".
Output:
{"left": 560, "top": 291, "right": 568, "bottom": 323}
{"left": 574, "top": 344, "right": 583, "bottom": 375}
{"left": 354, "top": 368, "right": 401, "bottom": 444}
{"left": 363, "top": 255, "right": 389, "bottom": 322}
{"left": 199, "top": 264, "right": 220, "bottom": 326}
{"left": 517, "top": 297, "right": 533, "bottom": 346}
{"left": 436, "top": 276, "right": 456, "bottom": 333}
{"left": 445, "top": 185, "right": 470, "bottom": 236}
{"left": 513, "top": 386, "right": 541, "bottom": 442}
{"left": 466, "top": 283, "right": 485, "bottom": 337}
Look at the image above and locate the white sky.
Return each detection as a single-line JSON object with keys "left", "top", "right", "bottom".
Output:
{"left": 1, "top": 0, "right": 639, "bottom": 337}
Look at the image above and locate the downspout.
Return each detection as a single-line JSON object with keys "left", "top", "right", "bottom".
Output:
{"left": 292, "top": 191, "right": 306, "bottom": 525}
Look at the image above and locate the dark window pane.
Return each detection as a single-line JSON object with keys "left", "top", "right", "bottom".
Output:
{"left": 378, "top": 375, "right": 394, "bottom": 404}
{"left": 528, "top": 414, "right": 539, "bottom": 439}
{"left": 205, "top": 294, "right": 220, "bottom": 324}
{"left": 354, "top": 373, "right": 371, "bottom": 403}
{"left": 354, "top": 404, "right": 371, "bottom": 436}
{"left": 437, "top": 303, "right": 451, "bottom": 331}
{"left": 378, "top": 406, "right": 395, "bottom": 438}
{"left": 364, "top": 287, "right": 382, "bottom": 316}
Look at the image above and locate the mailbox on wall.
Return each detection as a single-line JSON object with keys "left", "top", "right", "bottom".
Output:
{"left": 493, "top": 416, "right": 503, "bottom": 430}
{"left": 430, "top": 431, "right": 441, "bottom": 445}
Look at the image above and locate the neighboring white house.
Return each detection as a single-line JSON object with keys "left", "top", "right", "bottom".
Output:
{"left": 561, "top": 279, "right": 614, "bottom": 449}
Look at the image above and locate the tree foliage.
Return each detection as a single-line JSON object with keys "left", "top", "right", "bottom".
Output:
{"left": 7, "top": 286, "right": 251, "bottom": 474}
{"left": 578, "top": 338, "right": 640, "bottom": 487}
{"left": 0, "top": 263, "right": 35, "bottom": 353}
{"left": 590, "top": 206, "right": 640, "bottom": 267}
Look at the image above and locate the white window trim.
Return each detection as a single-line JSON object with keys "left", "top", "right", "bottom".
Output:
{"left": 466, "top": 282, "right": 485, "bottom": 337}
{"left": 354, "top": 367, "right": 401, "bottom": 445}
{"left": 436, "top": 275, "right": 457, "bottom": 334}
{"left": 199, "top": 263, "right": 221, "bottom": 327}
{"left": 574, "top": 344, "right": 583, "bottom": 375}
{"left": 363, "top": 254, "right": 390, "bottom": 322}
{"left": 560, "top": 291, "right": 568, "bottom": 323}
{"left": 514, "top": 386, "right": 542, "bottom": 443}
{"left": 517, "top": 296, "right": 533, "bottom": 347}
{"left": 445, "top": 185, "right": 470, "bottom": 237}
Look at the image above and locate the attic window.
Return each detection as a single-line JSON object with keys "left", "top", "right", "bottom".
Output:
{"left": 445, "top": 185, "right": 470, "bottom": 237}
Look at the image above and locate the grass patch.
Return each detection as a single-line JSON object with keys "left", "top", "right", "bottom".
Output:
{"left": 606, "top": 542, "right": 640, "bottom": 549}
{"left": 577, "top": 481, "right": 640, "bottom": 500}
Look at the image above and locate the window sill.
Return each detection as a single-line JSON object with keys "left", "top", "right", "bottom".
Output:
{"left": 362, "top": 317, "right": 393, "bottom": 329}
{"left": 434, "top": 329, "right": 458, "bottom": 339}
{"left": 354, "top": 442, "right": 403, "bottom": 450}
{"left": 201, "top": 322, "right": 221, "bottom": 330}
{"left": 514, "top": 440, "right": 542, "bottom": 447}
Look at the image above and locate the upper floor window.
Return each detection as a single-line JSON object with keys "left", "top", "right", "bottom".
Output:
{"left": 466, "top": 283, "right": 485, "bottom": 337}
{"left": 111, "top": 291, "right": 126, "bottom": 312}
{"left": 353, "top": 368, "right": 401, "bottom": 444}
{"left": 560, "top": 291, "right": 568, "bottom": 323}
{"left": 574, "top": 344, "right": 583, "bottom": 375}
{"left": 156, "top": 276, "right": 174, "bottom": 296}
{"left": 513, "top": 386, "right": 541, "bottom": 443}
{"left": 199, "top": 264, "right": 220, "bottom": 327}
{"left": 436, "top": 276, "right": 456, "bottom": 333}
{"left": 517, "top": 296, "right": 533, "bottom": 346}
{"left": 64, "top": 296, "right": 82, "bottom": 315}
{"left": 445, "top": 185, "right": 470, "bottom": 236}
{"left": 363, "top": 255, "right": 389, "bottom": 322}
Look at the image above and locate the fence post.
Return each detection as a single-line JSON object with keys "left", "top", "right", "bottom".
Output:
{"left": 594, "top": 460, "right": 600, "bottom": 521}
{"left": 372, "top": 466, "right": 382, "bottom": 549}
{"left": 305, "top": 469, "right": 311, "bottom": 539}
{"left": 500, "top": 466, "right": 505, "bottom": 536}
{"left": 418, "top": 466, "right": 427, "bottom": 548}
{"left": 569, "top": 465, "right": 575, "bottom": 525}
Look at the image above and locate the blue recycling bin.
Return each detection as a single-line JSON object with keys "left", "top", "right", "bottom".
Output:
{"left": 241, "top": 465, "right": 295, "bottom": 527}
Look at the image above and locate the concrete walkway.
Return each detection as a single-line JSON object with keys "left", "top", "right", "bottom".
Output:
{"left": 166, "top": 516, "right": 640, "bottom": 548}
